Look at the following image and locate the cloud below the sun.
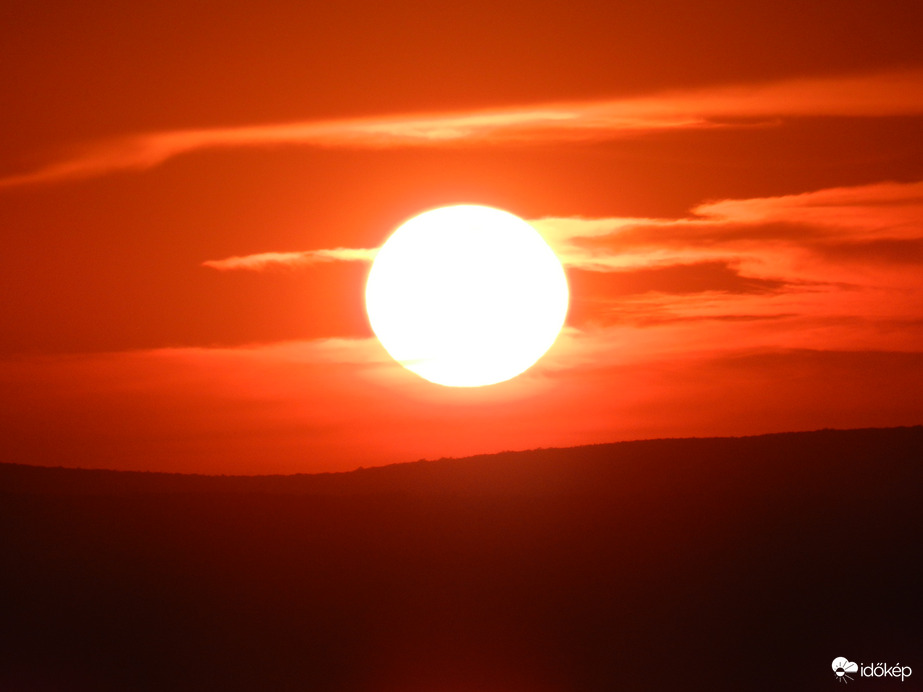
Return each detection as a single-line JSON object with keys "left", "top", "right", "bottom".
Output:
{"left": 4, "top": 322, "right": 921, "bottom": 475}
{"left": 2, "top": 68, "right": 923, "bottom": 189}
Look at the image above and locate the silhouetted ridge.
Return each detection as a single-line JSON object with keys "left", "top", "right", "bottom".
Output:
{"left": 1, "top": 426, "right": 920, "bottom": 499}
{"left": 1, "top": 426, "right": 920, "bottom": 692}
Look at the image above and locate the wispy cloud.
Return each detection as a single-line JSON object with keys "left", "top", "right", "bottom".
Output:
{"left": 535, "top": 179, "right": 923, "bottom": 354}
{"left": 198, "top": 180, "right": 923, "bottom": 362}
{"left": 202, "top": 247, "right": 377, "bottom": 271}
{"left": 3, "top": 69, "right": 923, "bottom": 189}
{"left": 207, "top": 179, "right": 923, "bottom": 279}
{"left": 536, "top": 179, "right": 923, "bottom": 279}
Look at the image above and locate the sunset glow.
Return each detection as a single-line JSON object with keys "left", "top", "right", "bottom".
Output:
{"left": 0, "top": 1, "right": 921, "bottom": 473}
{"left": 4, "top": 6, "right": 923, "bottom": 692}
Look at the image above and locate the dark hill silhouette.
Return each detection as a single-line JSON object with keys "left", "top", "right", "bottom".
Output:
{"left": 1, "top": 427, "right": 921, "bottom": 691}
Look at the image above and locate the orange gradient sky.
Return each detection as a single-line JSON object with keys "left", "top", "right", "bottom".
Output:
{"left": 2, "top": 0, "right": 922, "bottom": 473}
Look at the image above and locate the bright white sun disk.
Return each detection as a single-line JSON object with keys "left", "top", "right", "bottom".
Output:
{"left": 365, "top": 204, "right": 569, "bottom": 387}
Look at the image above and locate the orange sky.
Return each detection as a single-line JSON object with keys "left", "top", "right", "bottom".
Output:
{"left": 2, "top": 0, "right": 922, "bottom": 473}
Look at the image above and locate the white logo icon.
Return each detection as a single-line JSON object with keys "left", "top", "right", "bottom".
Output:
{"left": 833, "top": 657, "right": 859, "bottom": 683}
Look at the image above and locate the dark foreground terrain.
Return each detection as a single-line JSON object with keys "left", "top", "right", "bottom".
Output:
{"left": 2, "top": 427, "right": 921, "bottom": 691}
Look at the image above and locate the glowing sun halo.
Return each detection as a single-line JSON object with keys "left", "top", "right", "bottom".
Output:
{"left": 365, "top": 204, "right": 569, "bottom": 387}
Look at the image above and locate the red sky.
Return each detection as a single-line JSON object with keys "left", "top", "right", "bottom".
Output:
{"left": 2, "top": 0, "right": 922, "bottom": 473}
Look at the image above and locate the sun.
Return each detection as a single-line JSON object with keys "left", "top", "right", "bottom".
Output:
{"left": 365, "top": 204, "right": 569, "bottom": 387}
